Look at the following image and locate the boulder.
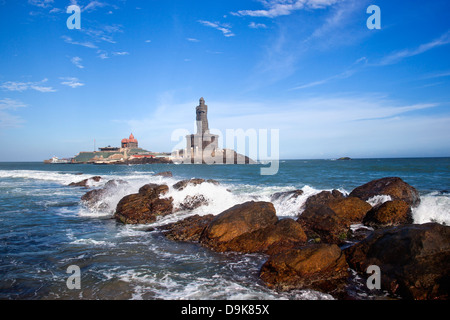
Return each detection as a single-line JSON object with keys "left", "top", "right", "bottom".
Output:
{"left": 154, "top": 171, "right": 173, "bottom": 177}
{"left": 114, "top": 183, "right": 173, "bottom": 224}
{"left": 218, "top": 218, "right": 308, "bottom": 255}
{"left": 161, "top": 214, "right": 215, "bottom": 242}
{"left": 271, "top": 190, "right": 304, "bottom": 202}
{"left": 68, "top": 176, "right": 102, "bottom": 188}
{"left": 349, "top": 177, "right": 420, "bottom": 207}
{"left": 199, "top": 201, "right": 278, "bottom": 252}
{"left": 303, "top": 190, "right": 344, "bottom": 210}
{"left": 81, "top": 179, "right": 128, "bottom": 211}
{"left": 172, "top": 178, "right": 206, "bottom": 191}
{"left": 328, "top": 197, "right": 372, "bottom": 226}
{"left": 297, "top": 205, "right": 348, "bottom": 244}
{"left": 345, "top": 222, "right": 450, "bottom": 300}
{"left": 260, "top": 244, "right": 349, "bottom": 295}
{"left": 178, "top": 195, "right": 208, "bottom": 211}
{"left": 363, "top": 200, "right": 412, "bottom": 228}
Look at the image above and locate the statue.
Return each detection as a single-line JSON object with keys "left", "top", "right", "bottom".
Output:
{"left": 196, "top": 97, "right": 209, "bottom": 134}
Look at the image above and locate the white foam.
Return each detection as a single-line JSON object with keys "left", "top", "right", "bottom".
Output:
{"left": 366, "top": 195, "right": 392, "bottom": 207}
{"left": 412, "top": 193, "right": 450, "bottom": 225}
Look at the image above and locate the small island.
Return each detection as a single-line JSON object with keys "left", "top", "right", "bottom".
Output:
{"left": 337, "top": 157, "right": 352, "bottom": 161}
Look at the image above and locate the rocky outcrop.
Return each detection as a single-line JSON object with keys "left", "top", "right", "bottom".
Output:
{"left": 114, "top": 183, "right": 173, "bottom": 224}
{"left": 172, "top": 178, "right": 219, "bottom": 191}
{"left": 349, "top": 177, "right": 421, "bottom": 207}
{"left": 363, "top": 200, "right": 412, "bottom": 228}
{"left": 260, "top": 244, "right": 349, "bottom": 295}
{"left": 81, "top": 179, "right": 128, "bottom": 211}
{"left": 154, "top": 171, "right": 173, "bottom": 177}
{"left": 178, "top": 195, "right": 208, "bottom": 211}
{"left": 270, "top": 190, "right": 304, "bottom": 202}
{"left": 68, "top": 176, "right": 102, "bottom": 188}
{"left": 199, "top": 201, "right": 278, "bottom": 252}
{"left": 328, "top": 197, "right": 372, "bottom": 226}
{"left": 303, "top": 190, "right": 344, "bottom": 210}
{"left": 217, "top": 218, "right": 307, "bottom": 255}
{"left": 345, "top": 223, "right": 450, "bottom": 300}
{"left": 161, "top": 214, "right": 215, "bottom": 242}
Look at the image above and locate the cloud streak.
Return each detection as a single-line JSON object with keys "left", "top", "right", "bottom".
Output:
{"left": 0, "top": 79, "right": 56, "bottom": 92}
{"left": 198, "top": 20, "right": 235, "bottom": 37}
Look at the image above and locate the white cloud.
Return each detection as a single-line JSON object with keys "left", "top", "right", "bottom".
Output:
{"left": 0, "top": 98, "right": 27, "bottom": 110}
{"left": 198, "top": 20, "right": 235, "bottom": 37}
{"left": 60, "top": 77, "right": 85, "bottom": 88}
{"left": 0, "top": 79, "right": 56, "bottom": 92}
{"left": 62, "top": 35, "right": 98, "bottom": 49}
{"left": 249, "top": 22, "right": 267, "bottom": 29}
{"left": 70, "top": 56, "right": 84, "bottom": 69}
{"left": 83, "top": 1, "right": 107, "bottom": 12}
{"left": 112, "top": 51, "right": 129, "bottom": 56}
{"left": 28, "top": 0, "right": 54, "bottom": 8}
{"left": 145, "top": 40, "right": 152, "bottom": 43}
{"left": 232, "top": 0, "right": 341, "bottom": 18}
{"left": 0, "top": 98, "right": 27, "bottom": 128}
{"left": 187, "top": 38, "right": 200, "bottom": 42}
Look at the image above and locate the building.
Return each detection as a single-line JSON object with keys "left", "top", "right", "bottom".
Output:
{"left": 121, "top": 133, "right": 138, "bottom": 149}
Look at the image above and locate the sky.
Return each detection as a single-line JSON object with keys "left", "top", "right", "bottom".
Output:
{"left": 0, "top": 0, "right": 449, "bottom": 161}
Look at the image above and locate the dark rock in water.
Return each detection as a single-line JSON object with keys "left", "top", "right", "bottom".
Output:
{"left": 260, "top": 244, "right": 349, "bottom": 296}
{"left": 345, "top": 222, "right": 450, "bottom": 300}
{"left": 327, "top": 197, "right": 372, "bottom": 226}
{"left": 153, "top": 171, "right": 173, "bottom": 177}
{"left": 200, "top": 201, "right": 278, "bottom": 252}
{"left": 114, "top": 183, "right": 173, "bottom": 224}
{"left": 297, "top": 205, "right": 349, "bottom": 244}
{"left": 303, "top": 190, "right": 344, "bottom": 210}
{"left": 271, "top": 190, "right": 304, "bottom": 202}
{"left": 363, "top": 200, "right": 412, "bottom": 228}
{"left": 349, "top": 177, "right": 421, "bottom": 207}
{"left": 172, "top": 178, "right": 206, "bottom": 191}
{"left": 220, "top": 218, "right": 307, "bottom": 255}
{"left": 337, "top": 157, "right": 351, "bottom": 160}
{"left": 68, "top": 176, "right": 102, "bottom": 188}
{"left": 206, "top": 179, "right": 220, "bottom": 185}
{"left": 178, "top": 194, "right": 208, "bottom": 211}
{"left": 161, "top": 214, "right": 215, "bottom": 242}
{"left": 81, "top": 179, "right": 128, "bottom": 210}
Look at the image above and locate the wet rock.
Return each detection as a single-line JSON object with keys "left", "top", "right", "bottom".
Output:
{"left": 172, "top": 178, "right": 206, "bottom": 191}
{"left": 114, "top": 183, "right": 173, "bottom": 224}
{"left": 270, "top": 190, "right": 304, "bottom": 202}
{"left": 328, "top": 197, "right": 372, "bottom": 226}
{"left": 345, "top": 222, "right": 450, "bottom": 300}
{"left": 68, "top": 176, "right": 102, "bottom": 188}
{"left": 297, "top": 205, "right": 349, "bottom": 244}
{"left": 363, "top": 200, "right": 412, "bottom": 228}
{"left": 81, "top": 179, "right": 128, "bottom": 211}
{"left": 349, "top": 177, "right": 421, "bottom": 207}
{"left": 161, "top": 214, "right": 215, "bottom": 242}
{"left": 222, "top": 218, "right": 307, "bottom": 255}
{"left": 199, "top": 201, "right": 278, "bottom": 252}
{"left": 154, "top": 171, "right": 173, "bottom": 177}
{"left": 303, "top": 190, "right": 344, "bottom": 210}
{"left": 260, "top": 244, "right": 349, "bottom": 295}
{"left": 178, "top": 195, "right": 208, "bottom": 211}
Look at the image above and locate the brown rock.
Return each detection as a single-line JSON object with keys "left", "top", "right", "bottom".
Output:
{"left": 363, "top": 200, "right": 412, "bottom": 228}
{"left": 221, "top": 218, "right": 308, "bottom": 255}
{"left": 154, "top": 171, "right": 173, "bottom": 177}
{"left": 199, "top": 201, "right": 278, "bottom": 251}
{"left": 297, "top": 205, "right": 348, "bottom": 244}
{"left": 345, "top": 222, "right": 450, "bottom": 300}
{"left": 260, "top": 244, "right": 349, "bottom": 295}
{"left": 349, "top": 177, "right": 421, "bottom": 207}
{"left": 328, "top": 197, "right": 372, "bottom": 226}
{"left": 178, "top": 195, "right": 208, "bottom": 211}
{"left": 173, "top": 178, "right": 206, "bottom": 191}
{"left": 303, "top": 190, "right": 344, "bottom": 210}
{"left": 114, "top": 183, "right": 173, "bottom": 224}
{"left": 81, "top": 179, "right": 128, "bottom": 211}
{"left": 68, "top": 176, "right": 102, "bottom": 188}
{"left": 271, "top": 190, "right": 304, "bottom": 202}
{"left": 161, "top": 214, "right": 215, "bottom": 242}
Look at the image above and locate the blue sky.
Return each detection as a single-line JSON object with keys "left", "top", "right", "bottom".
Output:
{"left": 0, "top": 0, "right": 449, "bottom": 161}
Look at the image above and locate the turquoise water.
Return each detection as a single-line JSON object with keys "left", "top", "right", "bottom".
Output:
{"left": 0, "top": 158, "right": 449, "bottom": 300}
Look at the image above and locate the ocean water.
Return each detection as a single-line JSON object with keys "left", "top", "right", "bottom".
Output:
{"left": 0, "top": 158, "right": 449, "bottom": 300}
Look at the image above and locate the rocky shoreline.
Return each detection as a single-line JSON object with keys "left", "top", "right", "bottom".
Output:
{"left": 72, "top": 174, "right": 450, "bottom": 300}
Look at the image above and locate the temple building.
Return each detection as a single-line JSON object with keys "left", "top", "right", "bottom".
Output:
{"left": 185, "top": 97, "right": 219, "bottom": 161}
{"left": 121, "top": 133, "right": 138, "bottom": 149}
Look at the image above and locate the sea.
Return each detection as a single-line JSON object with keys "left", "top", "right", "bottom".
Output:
{"left": 0, "top": 158, "right": 449, "bottom": 300}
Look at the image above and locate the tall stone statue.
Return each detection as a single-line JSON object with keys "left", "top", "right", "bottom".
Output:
{"left": 196, "top": 97, "right": 209, "bottom": 134}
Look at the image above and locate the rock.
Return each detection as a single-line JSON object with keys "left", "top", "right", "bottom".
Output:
{"left": 68, "top": 176, "right": 102, "bottom": 188}
{"left": 303, "top": 190, "right": 344, "bottom": 210}
{"left": 297, "top": 205, "right": 348, "bottom": 244}
{"left": 173, "top": 178, "right": 206, "bottom": 191}
{"left": 328, "top": 197, "right": 372, "bottom": 226}
{"left": 199, "top": 201, "right": 278, "bottom": 252}
{"left": 349, "top": 177, "right": 421, "bottom": 207}
{"left": 114, "top": 183, "right": 173, "bottom": 224}
{"left": 154, "top": 171, "right": 173, "bottom": 177}
{"left": 363, "top": 200, "right": 412, "bottom": 228}
{"left": 81, "top": 179, "right": 128, "bottom": 211}
{"left": 345, "top": 222, "right": 450, "bottom": 300}
{"left": 271, "top": 190, "right": 304, "bottom": 202}
{"left": 161, "top": 214, "right": 215, "bottom": 242}
{"left": 206, "top": 179, "right": 220, "bottom": 185}
{"left": 260, "top": 244, "right": 349, "bottom": 295}
{"left": 177, "top": 195, "right": 208, "bottom": 211}
{"left": 218, "top": 218, "right": 308, "bottom": 255}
